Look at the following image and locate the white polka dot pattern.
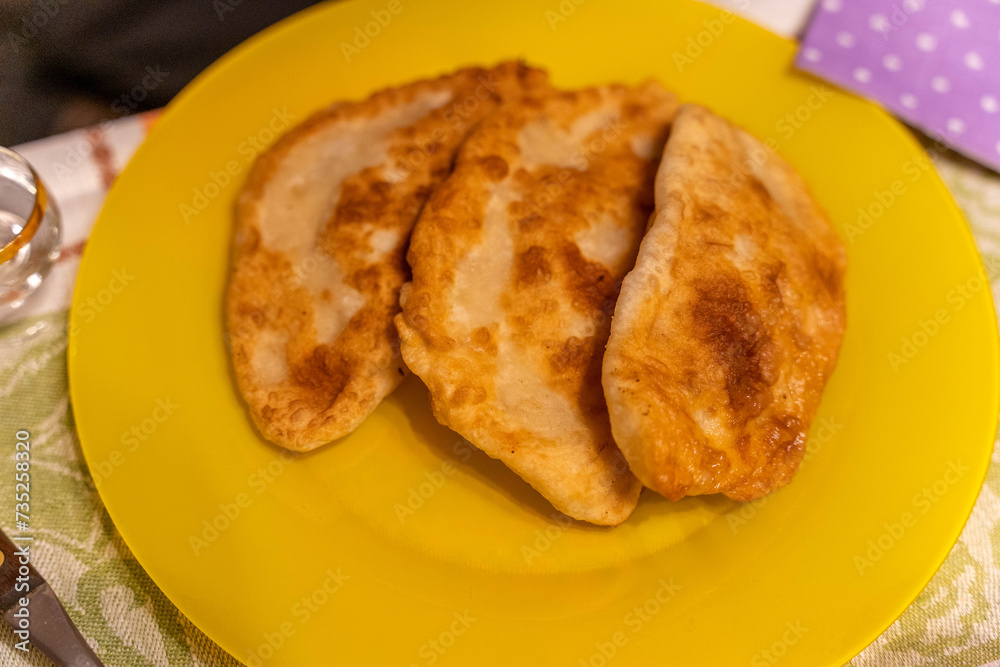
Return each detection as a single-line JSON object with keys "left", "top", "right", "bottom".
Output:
{"left": 882, "top": 54, "right": 903, "bottom": 71}
{"left": 796, "top": 0, "right": 1000, "bottom": 173}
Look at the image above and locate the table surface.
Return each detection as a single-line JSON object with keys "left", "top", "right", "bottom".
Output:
{"left": 3, "top": 1, "right": 1000, "bottom": 665}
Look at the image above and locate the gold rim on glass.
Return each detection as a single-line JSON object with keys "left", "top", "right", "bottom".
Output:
{"left": 0, "top": 152, "right": 46, "bottom": 264}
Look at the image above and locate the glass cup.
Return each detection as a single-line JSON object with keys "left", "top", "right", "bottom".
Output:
{"left": 0, "top": 147, "right": 61, "bottom": 325}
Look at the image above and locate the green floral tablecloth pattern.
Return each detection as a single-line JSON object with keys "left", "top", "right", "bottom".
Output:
{"left": 0, "top": 311, "right": 241, "bottom": 667}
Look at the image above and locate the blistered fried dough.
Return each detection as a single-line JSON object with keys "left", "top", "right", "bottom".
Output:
{"left": 228, "top": 62, "right": 549, "bottom": 451}
{"left": 396, "top": 82, "right": 678, "bottom": 525}
{"left": 603, "top": 104, "right": 847, "bottom": 502}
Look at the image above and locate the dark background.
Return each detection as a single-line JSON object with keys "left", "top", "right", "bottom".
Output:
{"left": 0, "top": 0, "right": 324, "bottom": 146}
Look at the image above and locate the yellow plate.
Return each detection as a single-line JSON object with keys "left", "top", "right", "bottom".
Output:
{"left": 68, "top": 1, "right": 1000, "bottom": 664}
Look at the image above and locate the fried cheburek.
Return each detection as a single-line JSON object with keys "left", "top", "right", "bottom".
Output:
{"left": 603, "top": 104, "right": 847, "bottom": 502}
{"left": 228, "top": 62, "right": 549, "bottom": 451}
{"left": 396, "top": 82, "right": 678, "bottom": 525}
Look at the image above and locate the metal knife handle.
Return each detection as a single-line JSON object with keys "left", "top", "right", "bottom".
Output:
{"left": 4, "top": 583, "right": 104, "bottom": 667}
{"left": 0, "top": 528, "right": 104, "bottom": 666}
{"left": 0, "top": 529, "right": 43, "bottom": 610}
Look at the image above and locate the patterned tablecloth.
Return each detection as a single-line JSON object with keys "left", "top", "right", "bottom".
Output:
{"left": 2, "top": 4, "right": 1000, "bottom": 667}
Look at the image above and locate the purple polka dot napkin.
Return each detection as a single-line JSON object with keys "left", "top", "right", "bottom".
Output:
{"left": 796, "top": 0, "right": 1000, "bottom": 173}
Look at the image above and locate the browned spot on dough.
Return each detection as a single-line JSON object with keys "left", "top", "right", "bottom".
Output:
{"left": 621, "top": 102, "right": 645, "bottom": 121}
{"left": 547, "top": 336, "right": 591, "bottom": 377}
{"left": 451, "top": 385, "right": 487, "bottom": 406}
{"left": 691, "top": 274, "right": 777, "bottom": 422}
{"left": 516, "top": 212, "right": 543, "bottom": 232}
{"left": 471, "top": 327, "right": 491, "bottom": 346}
{"left": 560, "top": 243, "right": 612, "bottom": 313}
{"left": 336, "top": 177, "right": 393, "bottom": 226}
{"left": 763, "top": 262, "right": 785, "bottom": 303}
{"left": 470, "top": 327, "right": 497, "bottom": 355}
{"left": 352, "top": 265, "right": 384, "bottom": 293}
{"left": 813, "top": 249, "right": 844, "bottom": 299}
{"left": 515, "top": 245, "right": 552, "bottom": 286}
{"left": 294, "top": 347, "right": 352, "bottom": 409}
{"left": 697, "top": 442, "right": 731, "bottom": 475}
{"left": 693, "top": 201, "right": 726, "bottom": 226}
{"left": 479, "top": 155, "right": 509, "bottom": 180}
{"left": 766, "top": 414, "right": 804, "bottom": 454}
{"left": 735, "top": 434, "right": 752, "bottom": 458}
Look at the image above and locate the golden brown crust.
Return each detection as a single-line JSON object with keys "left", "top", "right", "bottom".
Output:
{"left": 396, "top": 82, "right": 678, "bottom": 525}
{"left": 603, "top": 104, "right": 847, "bottom": 501}
{"left": 228, "top": 62, "right": 549, "bottom": 451}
